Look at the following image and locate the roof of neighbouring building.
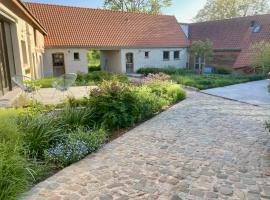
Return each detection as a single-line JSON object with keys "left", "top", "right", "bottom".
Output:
{"left": 189, "top": 14, "right": 270, "bottom": 68}
{"left": 24, "top": 2, "right": 189, "bottom": 49}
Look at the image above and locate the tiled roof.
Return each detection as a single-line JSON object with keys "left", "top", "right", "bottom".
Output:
{"left": 25, "top": 2, "right": 189, "bottom": 49}
{"left": 189, "top": 14, "right": 270, "bottom": 68}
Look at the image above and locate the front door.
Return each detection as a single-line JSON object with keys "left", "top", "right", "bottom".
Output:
{"left": 52, "top": 53, "right": 65, "bottom": 77}
{"left": 0, "top": 21, "right": 11, "bottom": 96}
{"left": 126, "top": 53, "right": 134, "bottom": 73}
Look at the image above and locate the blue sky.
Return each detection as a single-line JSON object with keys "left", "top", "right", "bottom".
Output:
{"left": 24, "top": 0, "right": 207, "bottom": 23}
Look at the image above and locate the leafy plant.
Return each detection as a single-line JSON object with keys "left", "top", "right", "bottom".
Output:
{"left": 137, "top": 67, "right": 196, "bottom": 75}
{"left": 17, "top": 114, "right": 64, "bottom": 159}
{"left": 45, "top": 127, "right": 107, "bottom": 167}
{"left": 142, "top": 73, "right": 170, "bottom": 84}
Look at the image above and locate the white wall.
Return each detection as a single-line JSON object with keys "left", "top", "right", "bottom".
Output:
{"left": 44, "top": 48, "right": 88, "bottom": 77}
{"left": 120, "top": 48, "right": 188, "bottom": 73}
{"left": 100, "top": 50, "right": 122, "bottom": 73}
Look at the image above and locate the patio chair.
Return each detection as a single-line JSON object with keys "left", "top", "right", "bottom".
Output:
{"left": 11, "top": 75, "right": 41, "bottom": 100}
{"left": 51, "top": 73, "right": 77, "bottom": 98}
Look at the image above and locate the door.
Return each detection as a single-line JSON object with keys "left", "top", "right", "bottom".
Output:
{"left": 0, "top": 21, "right": 11, "bottom": 96}
{"left": 52, "top": 53, "right": 65, "bottom": 77}
{"left": 126, "top": 53, "right": 134, "bottom": 73}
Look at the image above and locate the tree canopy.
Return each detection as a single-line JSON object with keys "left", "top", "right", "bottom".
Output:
{"left": 103, "top": 0, "right": 172, "bottom": 14}
{"left": 251, "top": 41, "right": 270, "bottom": 74}
{"left": 194, "top": 0, "right": 270, "bottom": 22}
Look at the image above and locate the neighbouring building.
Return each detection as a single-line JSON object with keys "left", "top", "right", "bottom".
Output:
{"left": 25, "top": 2, "right": 189, "bottom": 76}
{"left": 187, "top": 14, "right": 270, "bottom": 73}
{"left": 0, "top": 0, "right": 46, "bottom": 96}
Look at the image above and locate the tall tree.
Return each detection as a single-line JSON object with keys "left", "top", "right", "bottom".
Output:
{"left": 251, "top": 41, "right": 270, "bottom": 74}
{"left": 194, "top": 0, "right": 270, "bottom": 22}
{"left": 104, "top": 0, "right": 172, "bottom": 14}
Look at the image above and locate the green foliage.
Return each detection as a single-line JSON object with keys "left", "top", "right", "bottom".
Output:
{"left": 189, "top": 40, "right": 214, "bottom": 72}
{"left": 137, "top": 67, "right": 196, "bottom": 75}
{"left": 76, "top": 71, "right": 129, "bottom": 86}
{"left": 214, "top": 67, "right": 232, "bottom": 75}
{"left": 86, "top": 80, "right": 186, "bottom": 130}
{"left": 251, "top": 41, "right": 270, "bottom": 74}
{"left": 194, "top": 0, "right": 270, "bottom": 22}
{"left": 17, "top": 114, "right": 64, "bottom": 159}
{"left": 104, "top": 0, "right": 172, "bottom": 14}
{"left": 147, "top": 81, "right": 186, "bottom": 104}
{"left": 88, "top": 50, "right": 100, "bottom": 71}
{"left": 89, "top": 65, "right": 101, "bottom": 72}
{"left": 0, "top": 110, "right": 30, "bottom": 200}
{"left": 45, "top": 127, "right": 107, "bottom": 167}
{"left": 171, "top": 74, "right": 265, "bottom": 90}
{"left": 33, "top": 77, "right": 55, "bottom": 88}
{"left": 0, "top": 142, "right": 31, "bottom": 200}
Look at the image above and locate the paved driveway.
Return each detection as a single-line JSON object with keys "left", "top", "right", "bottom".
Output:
{"left": 202, "top": 80, "right": 270, "bottom": 108}
{"left": 23, "top": 92, "right": 270, "bottom": 200}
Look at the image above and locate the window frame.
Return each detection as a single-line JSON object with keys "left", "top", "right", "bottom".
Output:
{"left": 145, "top": 51, "right": 149, "bottom": 59}
{"left": 74, "top": 52, "right": 80, "bottom": 61}
{"left": 163, "top": 51, "right": 170, "bottom": 61}
{"left": 174, "top": 51, "right": 180, "bottom": 60}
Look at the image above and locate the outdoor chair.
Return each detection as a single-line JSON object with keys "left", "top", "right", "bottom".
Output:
{"left": 51, "top": 73, "right": 77, "bottom": 99}
{"left": 11, "top": 75, "right": 41, "bottom": 100}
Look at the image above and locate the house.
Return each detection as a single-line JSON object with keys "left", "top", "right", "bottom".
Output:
{"left": 0, "top": 0, "right": 46, "bottom": 96}
{"left": 187, "top": 14, "right": 270, "bottom": 73}
{"left": 25, "top": 2, "right": 189, "bottom": 77}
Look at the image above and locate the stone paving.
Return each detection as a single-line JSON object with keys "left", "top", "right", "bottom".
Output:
{"left": 22, "top": 91, "right": 270, "bottom": 200}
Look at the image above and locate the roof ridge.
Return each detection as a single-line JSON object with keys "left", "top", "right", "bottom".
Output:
{"left": 190, "top": 13, "right": 270, "bottom": 25}
{"left": 24, "top": 1, "right": 174, "bottom": 18}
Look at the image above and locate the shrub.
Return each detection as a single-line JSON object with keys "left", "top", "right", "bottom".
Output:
{"left": 76, "top": 71, "right": 129, "bottom": 86}
{"left": 137, "top": 67, "right": 196, "bottom": 75}
{"left": 142, "top": 73, "right": 170, "bottom": 84}
{"left": 86, "top": 80, "right": 186, "bottom": 130}
{"left": 45, "top": 127, "right": 107, "bottom": 167}
{"left": 34, "top": 77, "right": 55, "bottom": 88}
{"left": 88, "top": 65, "right": 101, "bottom": 72}
{"left": 147, "top": 81, "right": 186, "bottom": 104}
{"left": 214, "top": 67, "right": 232, "bottom": 75}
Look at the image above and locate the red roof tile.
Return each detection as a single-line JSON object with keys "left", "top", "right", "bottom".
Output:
{"left": 25, "top": 2, "right": 189, "bottom": 49}
{"left": 189, "top": 15, "right": 270, "bottom": 68}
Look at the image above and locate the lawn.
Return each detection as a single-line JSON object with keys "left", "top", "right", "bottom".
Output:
{"left": 137, "top": 67, "right": 266, "bottom": 90}
{"left": 0, "top": 77, "right": 186, "bottom": 199}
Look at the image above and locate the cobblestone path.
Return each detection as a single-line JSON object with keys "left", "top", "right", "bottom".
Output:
{"left": 23, "top": 91, "right": 270, "bottom": 200}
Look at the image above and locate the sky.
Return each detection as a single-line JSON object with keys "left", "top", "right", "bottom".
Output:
{"left": 23, "top": 0, "right": 207, "bottom": 23}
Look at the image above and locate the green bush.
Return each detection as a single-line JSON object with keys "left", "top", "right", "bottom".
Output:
{"left": 86, "top": 80, "right": 186, "bottom": 130}
{"left": 45, "top": 127, "right": 107, "bottom": 167}
{"left": 147, "top": 81, "right": 186, "bottom": 104}
{"left": 76, "top": 71, "right": 129, "bottom": 86}
{"left": 88, "top": 65, "right": 101, "bottom": 72}
{"left": 137, "top": 67, "right": 196, "bottom": 75}
{"left": 214, "top": 67, "right": 232, "bottom": 75}
{"left": 34, "top": 77, "right": 55, "bottom": 88}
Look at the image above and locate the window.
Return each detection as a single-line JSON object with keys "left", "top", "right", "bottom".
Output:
{"left": 52, "top": 53, "right": 64, "bottom": 66}
{"left": 174, "top": 51, "right": 180, "bottom": 60}
{"left": 252, "top": 24, "right": 261, "bottom": 33}
{"left": 194, "top": 56, "right": 205, "bottom": 70}
{"left": 21, "top": 40, "right": 28, "bottom": 65}
{"left": 163, "top": 51, "right": 170, "bottom": 60}
{"left": 145, "top": 51, "right": 149, "bottom": 58}
{"left": 74, "top": 52, "right": 80, "bottom": 60}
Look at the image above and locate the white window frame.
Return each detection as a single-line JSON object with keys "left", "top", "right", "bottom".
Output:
{"left": 194, "top": 56, "right": 205, "bottom": 70}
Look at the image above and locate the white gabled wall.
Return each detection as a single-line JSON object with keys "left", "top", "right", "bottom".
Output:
{"left": 120, "top": 48, "right": 188, "bottom": 73}
{"left": 43, "top": 48, "right": 88, "bottom": 77}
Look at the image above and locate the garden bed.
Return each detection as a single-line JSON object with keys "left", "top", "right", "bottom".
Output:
{"left": 0, "top": 79, "right": 186, "bottom": 199}
{"left": 137, "top": 67, "right": 266, "bottom": 90}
